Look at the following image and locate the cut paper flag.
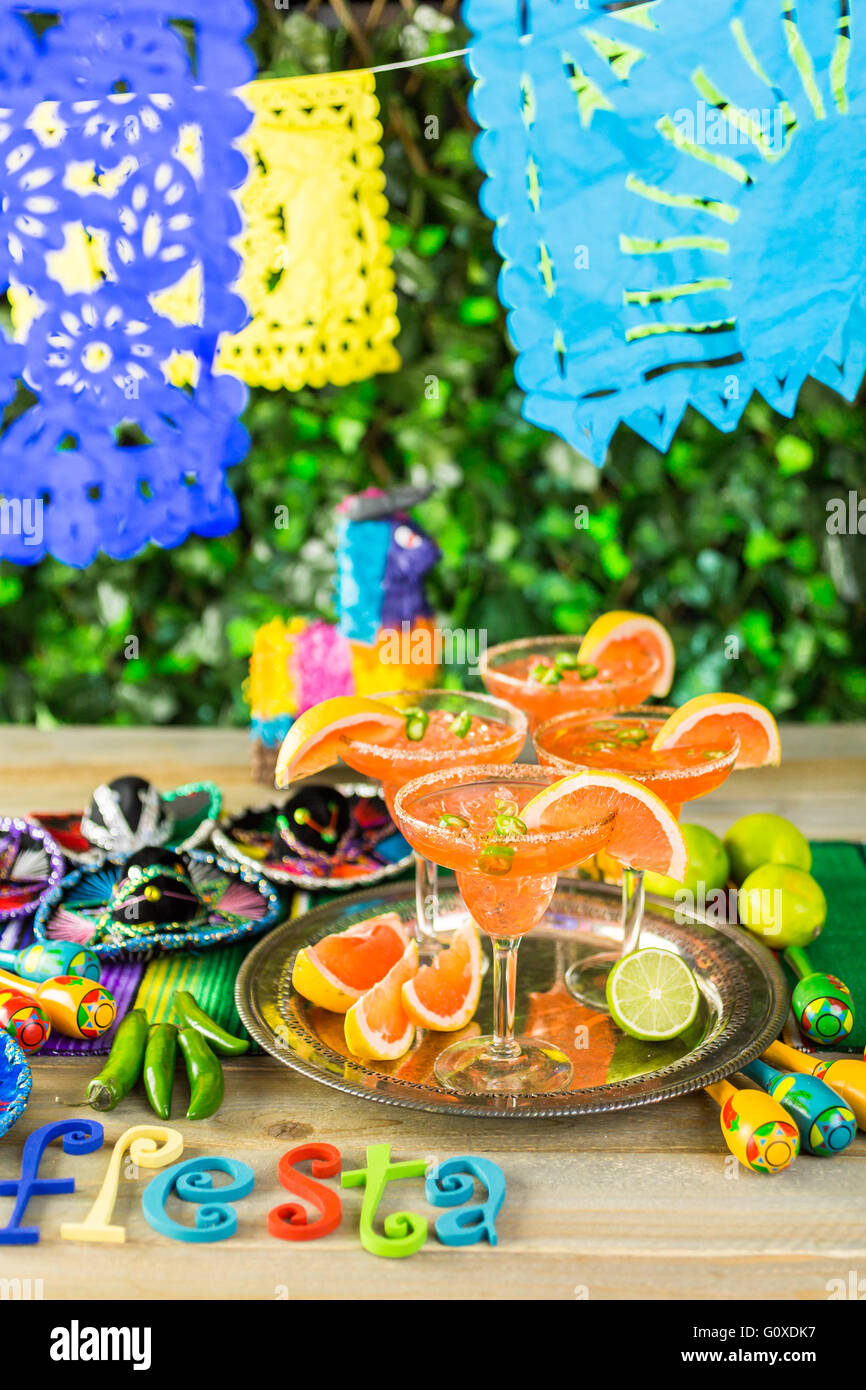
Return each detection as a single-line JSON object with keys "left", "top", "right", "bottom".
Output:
{"left": 465, "top": 0, "right": 866, "bottom": 464}
{"left": 216, "top": 71, "right": 400, "bottom": 391}
{"left": 0, "top": 0, "right": 256, "bottom": 566}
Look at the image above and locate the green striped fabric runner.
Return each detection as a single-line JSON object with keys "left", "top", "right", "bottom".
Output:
{"left": 132, "top": 891, "right": 313, "bottom": 1049}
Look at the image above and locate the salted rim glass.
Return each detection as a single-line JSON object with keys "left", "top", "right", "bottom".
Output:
{"left": 533, "top": 705, "right": 741, "bottom": 790}
{"left": 480, "top": 635, "right": 663, "bottom": 728}
{"left": 341, "top": 689, "right": 528, "bottom": 777}
{"left": 394, "top": 764, "right": 614, "bottom": 1096}
{"left": 341, "top": 690, "right": 528, "bottom": 954}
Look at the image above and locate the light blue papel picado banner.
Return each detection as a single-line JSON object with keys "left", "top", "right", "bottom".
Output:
{"left": 465, "top": 0, "right": 865, "bottom": 463}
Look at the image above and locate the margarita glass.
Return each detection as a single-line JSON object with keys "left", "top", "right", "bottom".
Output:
{"left": 394, "top": 765, "right": 614, "bottom": 1095}
{"left": 534, "top": 707, "right": 739, "bottom": 1009}
{"left": 480, "top": 634, "right": 662, "bottom": 731}
{"left": 335, "top": 691, "right": 527, "bottom": 947}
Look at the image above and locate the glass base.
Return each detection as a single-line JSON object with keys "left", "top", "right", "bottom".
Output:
{"left": 564, "top": 952, "right": 618, "bottom": 1012}
{"left": 434, "top": 1035, "right": 573, "bottom": 1096}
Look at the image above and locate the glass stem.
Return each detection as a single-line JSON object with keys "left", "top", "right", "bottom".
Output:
{"left": 414, "top": 854, "right": 439, "bottom": 942}
{"left": 618, "top": 867, "right": 645, "bottom": 958}
{"left": 490, "top": 937, "right": 521, "bottom": 1060}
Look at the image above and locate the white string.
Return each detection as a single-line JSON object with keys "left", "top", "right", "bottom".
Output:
{"left": 368, "top": 48, "right": 469, "bottom": 74}
{"left": 254, "top": 47, "right": 469, "bottom": 90}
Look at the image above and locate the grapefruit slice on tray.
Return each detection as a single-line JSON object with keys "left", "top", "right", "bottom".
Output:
{"left": 401, "top": 921, "right": 483, "bottom": 1032}
{"left": 577, "top": 611, "right": 675, "bottom": 698}
{"left": 344, "top": 940, "right": 419, "bottom": 1061}
{"left": 521, "top": 770, "right": 688, "bottom": 879}
{"left": 275, "top": 696, "right": 404, "bottom": 785}
{"left": 292, "top": 912, "right": 409, "bottom": 1013}
{"left": 650, "top": 693, "right": 781, "bottom": 769}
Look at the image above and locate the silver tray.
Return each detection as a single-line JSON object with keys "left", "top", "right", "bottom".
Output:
{"left": 235, "top": 879, "right": 788, "bottom": 1119}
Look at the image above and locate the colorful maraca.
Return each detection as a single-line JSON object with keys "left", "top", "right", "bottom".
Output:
{"left": 0, "top": 940, "right": 101, "bottom": 984}
{"left": 784, "top": 946, "right": 854, "bottom": 1043}
{"left": 704, "top": 1080, "right": 800, "bottom": 1173}
{"left": 741, "top": 1058, "right": 856, "bottom": 1156}
{"left": 0, "top": 968, "right": 115, "bottom": 1040}
{"left": 0, "top": 990, "right": 51, "bottom": 1054}
{"left": 764, "top": 1040, "right": 866, "bottom": 1131}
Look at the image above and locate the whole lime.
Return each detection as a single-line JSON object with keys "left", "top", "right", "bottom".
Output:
{"left": 739, "top": 864, "right": 827, "bottom": 948}
{"left": 644, "top": 823, "right": 730, "bottom": 900}
{"left": 723, "top": 813, "right": 811, "bottom": 885}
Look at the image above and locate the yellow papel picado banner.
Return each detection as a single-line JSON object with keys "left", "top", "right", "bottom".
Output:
{"left": 220, "top": 70, "right": 400, "bottom": 389}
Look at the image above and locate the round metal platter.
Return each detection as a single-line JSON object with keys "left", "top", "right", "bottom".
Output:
{"left": 235, "top": 879, "right": 788, "bottom": 1119}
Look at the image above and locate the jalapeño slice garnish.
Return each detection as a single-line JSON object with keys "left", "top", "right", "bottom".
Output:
{"left": 494, "top": 812, "right": 527, "bottom": 838}
{"left": 449, "top": 709, "right": 472, "bottom": 739}
{"left": 617, "top": 727, "right": 649, "bottom": 743}
{"left": 404, "top": 708, "right": 430, "bottom": 741}
{"left": 553, "top": 650, "right": 580, "bottom": 670}
{"left": 530, "top": 662, "right": 562, "bottom": 685}
{"left": 577, "top": 663, "right": 599, "bottom": 680}
{"left": 477, "top": 844, "right": 516, "bottom": 875}
{"left": 439, "top": 813, "right": 470, "bottom": 830}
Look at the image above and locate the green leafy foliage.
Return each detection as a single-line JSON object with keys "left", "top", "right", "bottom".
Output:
{"left": 0, "top": 3, "right": 864, "bottom": 725}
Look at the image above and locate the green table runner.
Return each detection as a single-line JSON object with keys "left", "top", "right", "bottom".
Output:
{"left": 781, "top": 842, "right": 866, "bottom": 1053}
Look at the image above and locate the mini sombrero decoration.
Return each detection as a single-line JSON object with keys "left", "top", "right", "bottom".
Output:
{"left": 212, "top": 782, "right": 412, "bottom": 889}
{"left": 0, "top": 1032, "right": 32, "bottom": 1140}
{"left": 0, "top": 817, "right": 66, "bottom": 920}
{"left": 30, "top": 776, "right": 222, "bottom": 866}
{"left": 32, "top": 847, "right": 282, "bottom": 961}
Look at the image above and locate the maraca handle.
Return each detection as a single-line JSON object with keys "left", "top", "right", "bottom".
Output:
{"left": 741, "top": 1058, "right": 780, "bottom": 1091}
{"left": 705, "top": 1080, "right": 736, "bottom": 1107}
{"left": 784, "top": 947, "right": 812, "bottom": 981}
{"left": 763, "top": 1040, "right": 814, "bottom": 1074}
{"left": 0, "top": 967, "right": 37, "bottom": 1003}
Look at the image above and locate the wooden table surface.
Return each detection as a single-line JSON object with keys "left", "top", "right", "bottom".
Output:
{"left": 1, "top": 724, "right": 865, "bottom": 1301}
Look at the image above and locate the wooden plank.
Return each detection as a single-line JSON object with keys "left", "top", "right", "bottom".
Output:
{"left": 3, "top": 1058, "right": 866, "bottom": 1301}
{"left": 2, "top": 723, "right": 865, "bottom": 837}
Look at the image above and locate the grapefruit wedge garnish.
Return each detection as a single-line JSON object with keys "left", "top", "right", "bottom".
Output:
{"left": 577, "top": 611, "right": 675, "bottom": 698}
{"left": 401, "top": 921, "right": 483, "bottom": 1032}
{"left": 275, "top": 696, "right": 404, "bottom": 786}
{"left": 521, "top": 771, "right": 688, "bottom": 879}
{"left": 292, "top": 912, "right": 409, "bottom": 1014}
{"left": 344, "top": 940, "right": 419, "bottom": 1061}
{"left": 650, "top": 693, "right": 781, "bottom": 769}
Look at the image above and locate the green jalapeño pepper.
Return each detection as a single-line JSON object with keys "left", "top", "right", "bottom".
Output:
{"left": 178, "top": 1025, "right": 225, "bottom": 1120}
{"left": 174, "top": 990, "right": 250, "bottom": 1056}
{"left": 87, "top": 1008, "right": 148, "bottom": 1112}
{"left": 143, "top": 1022, "right": 177, "bottom": 1120}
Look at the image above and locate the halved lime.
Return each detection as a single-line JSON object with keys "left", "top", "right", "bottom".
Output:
{"left": 606, "top": 947, "right": 700, "bottom": 1041}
